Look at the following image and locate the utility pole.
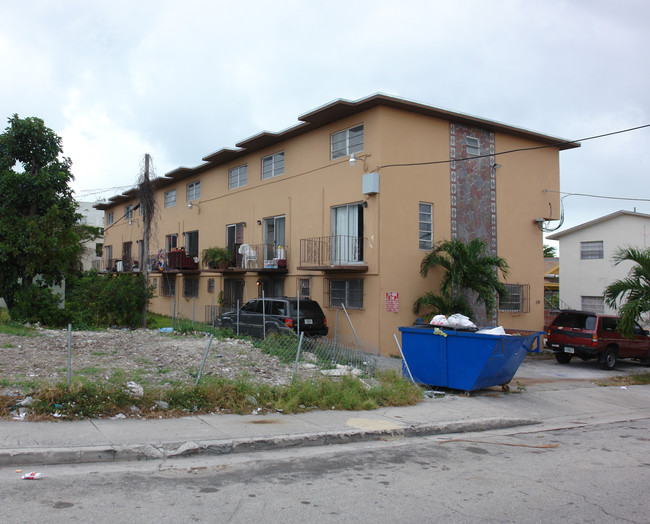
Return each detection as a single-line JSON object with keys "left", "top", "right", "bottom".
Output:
{"left": 141, "top": 153, "right": 152, "bottom": 328}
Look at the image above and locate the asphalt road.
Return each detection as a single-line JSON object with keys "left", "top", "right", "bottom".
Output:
{"left": 2, "top": 417, "right": 648, "bottom": 523}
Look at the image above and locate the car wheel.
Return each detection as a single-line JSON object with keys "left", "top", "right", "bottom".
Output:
{"left": 600, "top": 347, "right": 617, "bottom": 370}
{"left": 555, "top": 353, "right": 572, "bottom": 364}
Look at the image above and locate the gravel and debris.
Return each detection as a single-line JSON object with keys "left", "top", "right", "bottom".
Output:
{"left": 0, "top": 327, "right": 322, "bottom": 397}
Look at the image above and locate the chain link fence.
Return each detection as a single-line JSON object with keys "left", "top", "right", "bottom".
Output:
{"left": 198, "top": 303, "right": 397, "bottom": 383}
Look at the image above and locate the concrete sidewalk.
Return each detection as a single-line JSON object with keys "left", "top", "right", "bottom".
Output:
{"left": 2, "top": 368, "right": 649, "bottom": 467}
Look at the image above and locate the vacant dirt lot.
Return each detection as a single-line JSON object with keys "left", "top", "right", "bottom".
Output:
{"left": 0, "top": 327, "right": 320, "bottom": 396}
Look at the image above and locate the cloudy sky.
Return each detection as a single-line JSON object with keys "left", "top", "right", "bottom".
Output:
{"left": 2, "top": 0, "right": 649, "bottom": 240}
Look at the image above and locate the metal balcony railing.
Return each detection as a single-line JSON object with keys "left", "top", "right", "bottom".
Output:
{"left": 300, "top": 235, "right": 365, "bottom": 268}
{"left": 234, "top": 243, "right": 288, "bottom": 270}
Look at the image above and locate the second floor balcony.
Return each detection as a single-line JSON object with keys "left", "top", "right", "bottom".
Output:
{"left": 298, "top": 235, "right": 368, "bottom": 272}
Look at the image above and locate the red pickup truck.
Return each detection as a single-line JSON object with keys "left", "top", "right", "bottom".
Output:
{"left": 546, "top": 310, "right": 650, "bottom": 370}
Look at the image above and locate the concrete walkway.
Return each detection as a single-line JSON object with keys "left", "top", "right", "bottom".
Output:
{"left": 2, "top": 359, "right": 649, "bottom": 467}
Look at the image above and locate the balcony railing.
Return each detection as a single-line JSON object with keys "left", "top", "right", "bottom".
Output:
{"left": 108, "top": 257, "right": 140, "bottom": 272}
{"left": 233, "top": 243, "right": 288, "bottom": 271}
{"left": 299, "top": 235, "right": 367, "bottom": 270}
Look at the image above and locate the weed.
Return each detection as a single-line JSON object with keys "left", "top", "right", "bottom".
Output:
{"left": 598, "top": 371, "right": 650, "bottom": 387}
{"left": 1, "top": 343, "right": 16, "bottom": 348}
{"left": 75, "top": 366, "right": 104, "bottom": 375}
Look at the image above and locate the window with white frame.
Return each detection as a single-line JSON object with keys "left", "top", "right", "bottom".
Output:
{"left": 419, "top": 202, "right": 433, "bottom": 250}
{"left": 187, "top": 181, "right": 200, "bottom": 201}
{"left": 125, "top": 205, "right": 134, "bottom": 220}
{"left": 580, "top": 241, "right": 604, "bottom": 260}
{"left": 262, "top": 152, "right": 284, "bottom": 179}
{"left": 331, "top": 124, "right": 364, "bottom": 159}
{"left": 165, "top": 189, "right": 176, "bottom": 208}
{"left": 106, "top": 211, "right": 114, "bottom": 225}
{"left": 298, "top": 278, "right": 311, "bottom": 299}
{"left": 581, "top": 296, "right": 605, "bottom": 313}
{"left": 328, "top": 279, "right": 364, "bottom": 309}
{"left": 165, "top": 233, "right": 178, "bottom": 253}
{"left": 184, "top": 230, "right": 199, "bottom": 258}
{"left": 229, "top": 165, "right": 247, "bottom": 189}
{"left": 465, "top": 136, "right": 480, "bottom": 156}
{"left": 500, "top": 284, "right": 521, "bottom": 312}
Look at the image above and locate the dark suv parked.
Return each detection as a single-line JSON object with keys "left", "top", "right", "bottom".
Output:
{"left": 218, "top": 297, "right": 328, "bottom": 338}
{"left": 545, "top": 310, "right": 650, "bottom": 369}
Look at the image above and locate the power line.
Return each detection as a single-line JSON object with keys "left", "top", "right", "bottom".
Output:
{"left": 378, "top": 123, "right": 650, "bottom": 170}
{"left": 545, "top": 190, "right": 650, "bottom": 202}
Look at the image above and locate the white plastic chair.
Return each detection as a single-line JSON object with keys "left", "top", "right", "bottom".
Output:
{"left": 238, "top": 244, "right": 257, "bottom": 268}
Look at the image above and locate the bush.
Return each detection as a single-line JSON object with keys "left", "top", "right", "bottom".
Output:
{"left": 9, "top": 283, "right": 70, "bottom": 327}
{"left": 66, "top": 271, "right": 153, "bottom": 328}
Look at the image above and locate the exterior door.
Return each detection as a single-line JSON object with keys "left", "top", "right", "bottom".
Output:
{"left": 227, "top": 223, "right": 244, "bottom": 265}
{"left": 263, "top": 216, "right": 285, "bottom": 265}
{"left": 331, "top": 204, "right": 363, "bottom": 264}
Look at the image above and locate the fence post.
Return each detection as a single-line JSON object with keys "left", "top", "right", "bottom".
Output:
{"left": 262, "top": 290, "right": 266, "bottom": 339}
{"left": 291, "top": 332, "right": 305, "bottom": 384}
{"left": 195, "top": 334, "right": 214, "bottom": 387}
{"left": 67, "top": 324, "right": 72, "bottom": 387}
{"left": 236, "top": 299, "right": 240, "bottom": 335}
{"left": 341, "top": 303, "right": 368, "bottom": 363}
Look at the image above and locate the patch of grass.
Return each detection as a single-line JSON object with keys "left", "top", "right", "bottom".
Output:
{"left": 75, "top": 366, "right": 104, "bottom": 375}
{"left": 14, "top": 370, "right": 422, "bottom": 420}
{"left": 1, "top": 343, "right": 17, "bottom": 348}
{"left": 0, "top": 321, "right": 38, "bottom": 337}
{"left": 254, "top": 333, "right": 302, "bottom": 364}
{"left": 598, "top": 371, "right": 650, "bottom": 387}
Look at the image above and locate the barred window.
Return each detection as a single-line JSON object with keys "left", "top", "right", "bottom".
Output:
{"left": 299, "top": 278, "right": 311, "bottom": 299}
{"left": 161, "top": 276, "right": 176, "bottom": 297}
{"left": 327, "top": 279, "right": 364, "bottom": 309}
{"left": 419, "top": 202, "right": 433, "bottom": 250}
{"left": 183, "top": 277, "right": 199, "bottom": 298}
{"left": 581, "top": 296, "right": 604, "bottom": 314}
{"left": 499, "top": 283, "right": 530, "bottom": 313}
{"left": 331, "top": 124, "right": 364, "bottom": 159}
{"left": 262, "top": 152, "right": 284, "bottom": 180}
{"left": 580, "top": 241, "right": 604, "bottom": 260}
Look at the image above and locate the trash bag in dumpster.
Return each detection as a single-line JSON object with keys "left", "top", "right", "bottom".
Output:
{"left": 398, "top": 326, "right": 542, "bottom": 392}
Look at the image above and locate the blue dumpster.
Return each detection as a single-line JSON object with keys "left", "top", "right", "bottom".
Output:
{"left": 398, "top": 326, "right": 542, "bottom": 392}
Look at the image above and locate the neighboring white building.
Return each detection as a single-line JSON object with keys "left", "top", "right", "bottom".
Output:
{"left": 77, "top": 201, "right": 105, "bottom": 271}
{"left": 547, "top": 210, "right": 650, "bottom": 317}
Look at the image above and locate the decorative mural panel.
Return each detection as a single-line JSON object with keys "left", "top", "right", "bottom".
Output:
{"left": 449, "top": 123, "right": 497, "bottom": 254}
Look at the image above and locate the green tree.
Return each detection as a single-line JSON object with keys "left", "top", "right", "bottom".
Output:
{"left": 0, "top": 114, "right": 84, "bottom": 311}
{"left": 603, "top": 246, "right": 650, "bottom": 338}
{"left": 543, "top": 244, "right": 557, "bottom": 258}
{"left": 414, "top": 238, "right": 510, "bottom": 323}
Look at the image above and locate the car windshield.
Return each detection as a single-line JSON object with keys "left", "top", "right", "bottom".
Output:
{"left": 554, "top": 312, "right": 597, "bottom": 330}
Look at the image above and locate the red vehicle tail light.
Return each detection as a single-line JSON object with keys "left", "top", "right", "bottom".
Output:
{"left": 284, "top": 318, "right": 294, "bottom": 329}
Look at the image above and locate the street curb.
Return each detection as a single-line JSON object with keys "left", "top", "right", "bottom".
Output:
{"left": 0, "top": 417, "right": 538, "bottom": 467}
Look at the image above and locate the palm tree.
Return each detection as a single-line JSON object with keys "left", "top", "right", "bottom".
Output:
{"left": 603, "top": 246, "right": 650, "bottom": 338}
{"left": 414, "top": 238, "right": 509, "bottom": 324}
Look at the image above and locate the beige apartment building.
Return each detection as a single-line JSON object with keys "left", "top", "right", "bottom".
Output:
{"left": 96, "top": 94, "right": 578, "bottom": 356}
